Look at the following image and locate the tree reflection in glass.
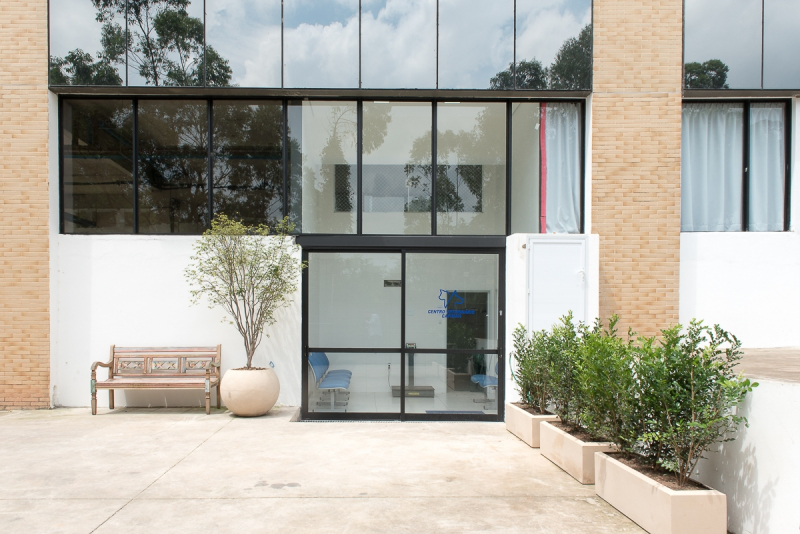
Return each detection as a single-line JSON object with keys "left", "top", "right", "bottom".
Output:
{"left": 213, "top": 101, "right": 283, "bottom": 227}
{"left": 363, "top": 102, "right": 431, "bottom": 235}
{"left": 287, "top": 102, "right": 359, "bottom": 234}
{"left": 62, "top": 100, "right": 134, "bottom": 232}
{"left": 435, "top": 103, "right": 506, "bottom": 235}
{"left": 137, "top": 100, "right": 209, "bottom": 234}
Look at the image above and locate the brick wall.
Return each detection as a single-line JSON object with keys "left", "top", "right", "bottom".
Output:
{"left": 0, "top": 1, "right": 50, "bottom": 408}
{"left": 591, "top": 1, "right": 683, "bottom": 336}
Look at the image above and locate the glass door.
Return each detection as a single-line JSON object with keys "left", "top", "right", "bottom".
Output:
{"left": 303, "top": 250, "right": 503, "bottom": 420}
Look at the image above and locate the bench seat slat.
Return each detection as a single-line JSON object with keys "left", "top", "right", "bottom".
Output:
{"left": 96, "top": 377, "right": 219, "bottom": 389}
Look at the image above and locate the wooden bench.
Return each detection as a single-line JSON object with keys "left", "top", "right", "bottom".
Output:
{"left": 91, "top": 345, "right": 222, "bottom": 415}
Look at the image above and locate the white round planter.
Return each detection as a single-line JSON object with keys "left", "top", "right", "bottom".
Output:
{"left": 221, "top": 368, "right": 280, "bottom": 417}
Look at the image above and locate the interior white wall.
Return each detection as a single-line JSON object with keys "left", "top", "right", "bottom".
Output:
{"left": 51, "top": 235, "right": 302, "bottom": 408}
{"left": 693, "top": 379, "right": 800, "bottom": 534}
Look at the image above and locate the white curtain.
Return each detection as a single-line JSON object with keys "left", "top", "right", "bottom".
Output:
{"left": 749, "top": 103, "right": 785, "bottom": 232}
{"left": 544, "top": 102, "right": 581, "bottom": 234}
{"left": 681, "top": 103, "right": 743, "bottom": 232}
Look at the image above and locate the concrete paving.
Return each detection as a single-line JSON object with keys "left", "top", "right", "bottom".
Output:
{"left": 0, "top": 407, "right": 644, "bottom": 533}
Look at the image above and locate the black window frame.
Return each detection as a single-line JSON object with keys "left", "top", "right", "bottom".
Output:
{"left": 681, "top": 98, "right": 792, "bottom": 232}
{"left": 59, "top": 95, "right": 587, "bottom": 237}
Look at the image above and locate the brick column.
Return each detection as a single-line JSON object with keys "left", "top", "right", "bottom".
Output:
{"left": 591, "top": 1, "right": 683, "bottom": 336}
{"left": 0, "top": 0, "right": 50, "bottom": 408}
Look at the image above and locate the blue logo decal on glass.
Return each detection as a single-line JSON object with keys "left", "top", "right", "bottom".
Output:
{"left": 429, "top": 290, "right": 475, "bottom": 319}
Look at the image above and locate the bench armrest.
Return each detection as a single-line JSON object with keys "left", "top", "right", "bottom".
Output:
{"left": 91, "top": 360, "right": 112, "bottom": 372}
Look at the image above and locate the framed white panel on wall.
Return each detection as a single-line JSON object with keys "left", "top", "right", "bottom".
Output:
{"left": 527, "top": 236, "right": 589, "bottom": 332}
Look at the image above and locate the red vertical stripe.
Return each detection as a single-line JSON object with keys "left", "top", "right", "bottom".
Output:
{"left": 539, "top": 103, "right": 547, "bottom": 233}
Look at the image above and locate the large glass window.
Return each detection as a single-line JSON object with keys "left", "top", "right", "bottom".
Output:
{"left": 361, "top": 0, "right": 436, "bottom": 89}
{"left": 438, "top": 0, "right": 514, "bottom": 89}
{"left": 436, "top": 102, "right": 506, "bottom": 235}
{"left": 363, "top": 102, "right": 432, "bottom": 234}
{"left": 49, "top": 0, "right": 126, "bottom": 86}
{"left": 138, "top": 101, "right": 209, "bottom": 234}
{"left": 206, "top": 0, "right": 281, "bottom": 87}
{"left": 684, "top": 0, "right": 762, "bottom": 89}
{"left": 212, "top": 101, "right": 284, "bottom": 227}
{"left": 308, "top": 252, "right": 402, "bottom": 349}
{"left": 681, "top": 101, "right": 788, "bottom": 232}
{"left": 60, "top": 97, "right": 584, "bottom": 236}
{"left": 288, "top": 101, "right": 358, "bottom": 234}
{"left": 284, "top": 0, "right": 359, "bottom": 88}
{"left": 62, "top": 100, "right": 134, "bottom": 233}
{"left": 511, "top": 0, "right": 592, "bottom": 91}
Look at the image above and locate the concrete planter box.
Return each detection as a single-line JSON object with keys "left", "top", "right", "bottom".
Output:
{"left": 505, "top": 402, "right": 560, "bottom": 447}
{"left": 539, "top": 421, "right": 613, "bottom": 484}
{"left": 594, "top": 453, "right": 726, "bottom": 534}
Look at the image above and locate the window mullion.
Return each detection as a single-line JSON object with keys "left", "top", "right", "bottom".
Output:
{"left": 743, "top": 101, "right": 750, "bottom": 232}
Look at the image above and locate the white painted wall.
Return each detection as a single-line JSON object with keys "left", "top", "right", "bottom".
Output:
{"left": 680, "top": 232, "right": 800, "bottom": 347}
{"left": 693, "top": 379, "right": 800, "bottom": 534}
{"left": 505, "top": 233, "right": 599, "bottom": 403}
{"left": 51, "top": 235, "right": 303, "bottom": 408}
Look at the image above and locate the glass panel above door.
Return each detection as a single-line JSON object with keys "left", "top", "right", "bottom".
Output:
{"left": 288, "top": 101, "right": 358, "bottom": 234}
{"left": 363, "top": 102, "right": 432, "bottom": 235}
{"left": 436, "top": 103, "right": 506, "bottom": 235}
{"left": 308, "top": 252, "right": 402, "bottom": 348}
{"left": 405, "top": 253, "right": 499, "bottom": 351}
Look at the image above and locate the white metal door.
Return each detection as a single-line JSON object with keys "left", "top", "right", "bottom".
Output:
{"left": 528, "top": 238, "right": 587, "bottom": 331}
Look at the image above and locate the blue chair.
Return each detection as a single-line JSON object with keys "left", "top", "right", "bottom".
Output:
{"left": 471, "top": 362, "right": 498, "bottom": 408}
{"left": 308, "top": 352, "right": 351, "bottom": 411}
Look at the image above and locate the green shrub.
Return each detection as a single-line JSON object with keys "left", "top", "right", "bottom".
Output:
{"left": 510, "top": 325, "right": 549, "bottom": 411}
{"left": 545, "top": 313, "right": 587, "bottom": 427}
{"left": 577, "top": 316, "right": 639, "bottom": 447}
{"left": 637, "top": 321, "right": 757, "bottom": 486}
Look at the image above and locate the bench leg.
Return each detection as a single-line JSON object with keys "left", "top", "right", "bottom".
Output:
{"left": 92, "top": 392, "right": 97, "bottom": 415}
{"left": 205, "top": 389, "right": 211, "bottom": 415}
{"left": 109, "top": 389, "right": 114, "bottom": 410}
{"left": 216, "top": 386, "right": 221, "bottom": 409}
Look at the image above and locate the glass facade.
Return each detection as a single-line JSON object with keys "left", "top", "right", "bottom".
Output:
{"left": 62, "top": 100, "right": 134, "bottom": 233}
{"left": 50, "top": 1, "right": 592, "bottom": 90}
{"left": 288, "top": 101, "right": 359, "bottom": 234}
{"left": 363, "top": 102, "right": 432, "bottom": 234}
{"left": 59, "top": 98, "right": 584, "bottom": 235}
{"left": 206, "top": 0, "right": 282, "bottom": 88}
{"left": 684, "top": 0, "right": 800, "bottom": 90}
{"left": 436, "top": 103, "right": 506, "bottom": 235}
{"left": 137, "top": 100, "right": 209, "bottom": 234}
{"left": 212, "top": 101, "right": 284, "bottom": 227}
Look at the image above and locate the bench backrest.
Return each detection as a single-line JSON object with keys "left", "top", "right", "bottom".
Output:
{"left": 308, "top": 352, "right": 330, "bottom": 384}
{"left": 110, "top": 345, "right": 221, "bottom": 380}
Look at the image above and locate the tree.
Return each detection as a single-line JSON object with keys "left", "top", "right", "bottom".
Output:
{"left": 684, "top": 59, "right": 729, "bottom": 89}
{"left": 490, "top": 59, "right": 549, "bottom": 90}
{"left": 185, "top": 215, "right": 305, "bottom": 369}
{"left": 490, "top": 24, "right": 592, "bottom": 90}
{"left": 50, "top": 0, "right": 232, "bottom": 86}
{"left": 549, "top": 24, "right": 592, "bottom": 90}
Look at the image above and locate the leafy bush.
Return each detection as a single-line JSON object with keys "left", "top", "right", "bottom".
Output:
{"left": 577, "top": 316, "right": 640, "bottom": 449}
{"left": 513, "top": 314, "right": 756, "bottom": 487}
{"left": 637, "top": 321, "right": 757, "bottom": 486}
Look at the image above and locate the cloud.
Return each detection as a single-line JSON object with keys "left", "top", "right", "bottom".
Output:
{"left": 437, "top": 0, "right": 514, "bottom": 89}
{"left": 361, "top": 0, "right": 436, "bottom": 88}
{"left": 515, "top": 0, "right": 590, "bottom": 67}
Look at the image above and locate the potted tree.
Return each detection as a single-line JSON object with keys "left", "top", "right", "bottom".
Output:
{"left": 185, "top": 214, "right": 305, "bottom": 417}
